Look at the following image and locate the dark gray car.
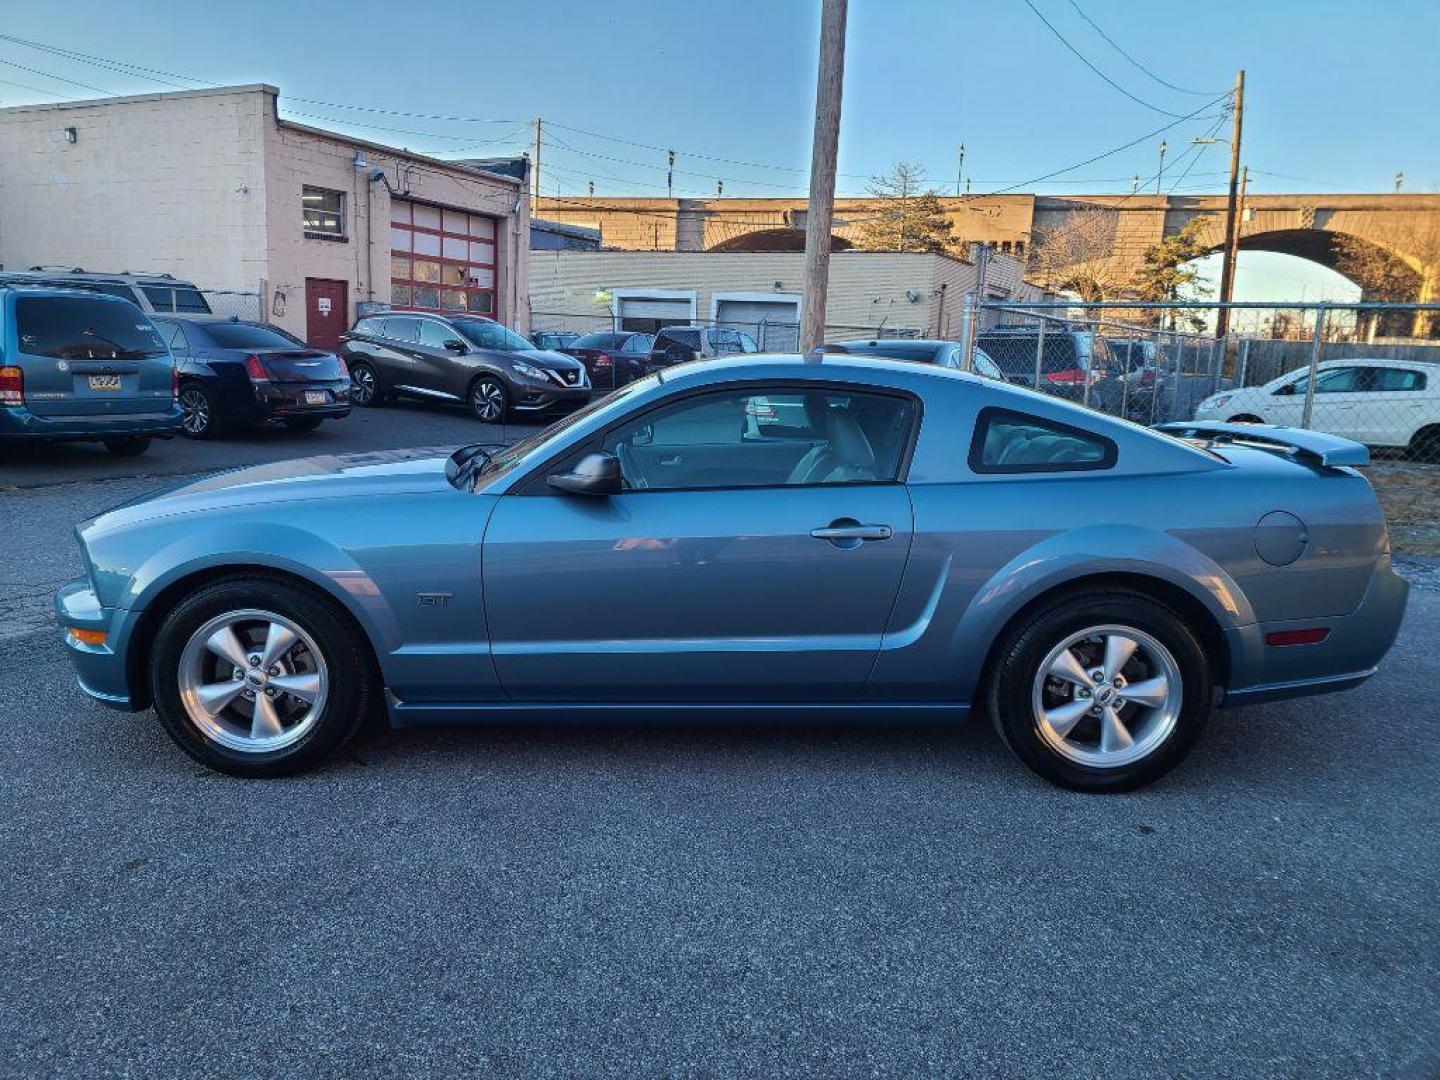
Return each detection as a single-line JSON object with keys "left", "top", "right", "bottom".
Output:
{"left": 340, "top": 313, "right": 590, "bottom": 422}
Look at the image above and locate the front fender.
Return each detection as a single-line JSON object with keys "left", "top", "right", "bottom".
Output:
{"left": 121, "top": 521, "right": 402, "bottom": 654}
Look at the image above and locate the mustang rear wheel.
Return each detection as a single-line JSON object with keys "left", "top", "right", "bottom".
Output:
{"left": 987, "top": 589, "right": 1211, "bottom": 792}
{"left": 150, "top": 577, "right": 376, "bottom": 777}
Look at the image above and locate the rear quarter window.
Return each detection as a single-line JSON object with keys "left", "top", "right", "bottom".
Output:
{"left": 16, "top": 296, "right": 168, "bottom": 360}
{"left": 969, "top": 407, "right": 1116, "bottom": 474}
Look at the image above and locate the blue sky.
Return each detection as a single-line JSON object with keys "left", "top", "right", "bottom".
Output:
{"left": 2, "top": 0, "right": 1435, "bottom": 299}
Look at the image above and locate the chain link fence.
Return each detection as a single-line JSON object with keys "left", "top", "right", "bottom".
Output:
{"left": 964, "top": 299, "right": 1440, "bottom": 556}
{"left": 529, "top": 310, "right": 927, "bottom": 353}
{"left": 198, "top": 288, "right": 264, "bottom": 321}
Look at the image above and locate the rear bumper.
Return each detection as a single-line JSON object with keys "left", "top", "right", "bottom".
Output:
{"left": 0, "top": 404, "right": 183, "bottom": 441}
{"left": 250, "top": 380, "right": 351, "bottom": 421}
{"left": 1221, "top": 555, "right": 1410, "bottom": 707}
{"left": 55, "top": 578, "right": 142, "bottom": 711}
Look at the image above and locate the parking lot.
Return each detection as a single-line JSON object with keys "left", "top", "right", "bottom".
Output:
{"left": 2, "top": 405, "right": 1438, "bottom": 1076}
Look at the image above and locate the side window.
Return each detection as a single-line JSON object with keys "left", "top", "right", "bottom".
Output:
{"left": 1369, "top": 367, "right": 1425, "bottom": 392}
{"left": 419, "top": 320, "right": 454, "bottom": 348}
{"left": 1314, "top": 367, "right": 1365, "bottom": 394}
{"left": 384, "top": 317, "right": 419, "bottom": 344}
{"left": 353, "top": 317, "right": 385, "bottom": 337}
{"left": 140, "top": 286, "right": 176, "bottom": 312}
{"left": 969, "top": 407, "right": 1116, "bottom": 473}
{"left": 600, "top": 388, "right": 916, "bottom": 491}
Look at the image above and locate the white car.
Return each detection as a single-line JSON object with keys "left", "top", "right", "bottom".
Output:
{"left": 1194, "top": 358, "right": 1440, "bottom": 460}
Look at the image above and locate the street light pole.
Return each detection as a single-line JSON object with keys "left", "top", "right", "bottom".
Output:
{"left": 1216, "top": 70, "right": 1246, "bottom": 339}
{"left": 1155, "top": 140, "right": 1167, "bottom": 195}
{"left": 800, "top": 0, "right": 848, "bottom": 353}
{"left": 956, "top": 143, "right": 965, "bottom": 197}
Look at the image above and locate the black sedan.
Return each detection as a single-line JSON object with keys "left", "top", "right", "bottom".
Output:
{"left": 561, "top": 331, "right": 655, "bottom": 391}
{"left": 152, "top": 317, "right": 351, "bottom": 439}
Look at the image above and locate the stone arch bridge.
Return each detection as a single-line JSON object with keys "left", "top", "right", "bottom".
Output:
{"left": 534, "top": 192, "right": 1440, "bottom": 302}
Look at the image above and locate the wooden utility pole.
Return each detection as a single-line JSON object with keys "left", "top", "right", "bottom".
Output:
{"left": 1225, "top": 164, "right": 1248, "bottom": 288}
{"left": 800, "top": 0, "right": 848, "bottom": 353}
{"left": 531, "top": 117, "right": 542, "bottom": 200}
{"left": 1215, "top": 70, "right": 1246, "bottom": 338}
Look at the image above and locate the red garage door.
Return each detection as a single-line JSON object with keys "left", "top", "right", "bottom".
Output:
{"left": 390, "top": 200, "right": 498, "bottom": 318}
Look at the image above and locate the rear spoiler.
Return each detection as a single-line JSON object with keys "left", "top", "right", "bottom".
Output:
{"left": 1154, "top": 422, "right": 1370, "bottom": 468}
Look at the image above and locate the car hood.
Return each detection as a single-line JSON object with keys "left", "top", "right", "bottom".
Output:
{"left": 83, "top": 447, "right": 457, "bottom": 535}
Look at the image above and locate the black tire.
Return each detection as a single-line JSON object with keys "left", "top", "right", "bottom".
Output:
{"left": 349, "top": 361, "right": 383, "bottom": 407}
{"left": 985, "top": 588, "right": 1212, "bottom": 793}
{"left": 283, "top": 415, "right": 325, "bottom": 433}
{"left": 179, "top": 382, "right": 226, "bottom": 439}
{"left": 102, "top": 436, "right": 152, "bottom": 457}
{"left": 468, "top": 375, "right": 509, "bottom": 423}
{"left": 1407, "top": 425, "right": 1440, "bottom": 463}
{"left": 149, "top": 576, "right": 378, "bottom": 778}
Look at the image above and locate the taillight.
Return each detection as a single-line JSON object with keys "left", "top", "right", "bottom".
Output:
{"left": 594, "top": 353, "right": 612, "bottom": 367}
{"left": 171, "top": 363, "right": 180, "bottom": 399}
{"left": 1044, "top": 369, "right": 1086, "bottom": 384}
{"left": 244, "top": 354, "right": 268, "bottom": 381}
{"left": 335, "top": 354, "right": 349, "bottom": 378}
{"left": 0, "top": 366, "right": 22, "bottom": 406}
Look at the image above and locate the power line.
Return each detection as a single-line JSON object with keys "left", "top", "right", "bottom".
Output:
{"left": 1164, "top": 114, "right": 1227, "bottom": 194}
{"left": 1019, "top": 0, "right": 1207, "bottom": 118}
{"left": 1064, "top": 0, "right": 1222, "bottom": 96}
{"left": 0, "top": 54, "right": 109, "bottom": 95}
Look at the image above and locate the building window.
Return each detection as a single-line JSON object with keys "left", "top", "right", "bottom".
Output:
{"left": 303, "top": 186, "right": 345, "bottom": 238}
{"left": 389, "top": 199, "right": 497, "bottom": 316}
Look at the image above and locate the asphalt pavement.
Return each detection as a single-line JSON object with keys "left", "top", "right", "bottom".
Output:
{"left": 1, "top": 401, "right": 1437, "bottom": 1077}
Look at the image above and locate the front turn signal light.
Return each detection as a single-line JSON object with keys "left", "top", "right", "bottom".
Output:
{"left": 67, "top": 627, "right": 108, "bottom": 647}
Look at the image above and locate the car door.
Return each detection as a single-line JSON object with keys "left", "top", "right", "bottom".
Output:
{"left": 371, "top": 315, "right": 423, "bottom": 390}
{"left": 1302, "top": 366, "right": 1367, "bottom": 439}
{"left": 1351, "top": 365, "right": 1427, "bottom": 447}
{"left": 481, "top": 384, "right": 919, "bottom": 702}
{"left": 416, "top": 317, "right": 467, "bottom": 396}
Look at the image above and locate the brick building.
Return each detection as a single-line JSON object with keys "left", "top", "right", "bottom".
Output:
{"left": 0, "top": 84, "right": 531, "bottom": 346}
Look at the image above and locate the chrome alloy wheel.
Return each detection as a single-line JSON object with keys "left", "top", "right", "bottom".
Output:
{"left": 350, "top": 365, "right": 377, "bottom": 405}
{"left": 1030, "top": 624, "right": 1182, "bottom": 769}
{"left": 177, "top": 609, "right": 329, "bottom": 754}
{"left": 470, "top": 379, "right": 504, "bottom": 421}
{"left": 179, "top": 387, "right": 211, "bottom": 435}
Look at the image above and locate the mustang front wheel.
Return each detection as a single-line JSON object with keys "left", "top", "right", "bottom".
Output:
{"left": 150, "top": 577, "right": 376, "bottom": 777}
{"left": 987, "top": 589, "right": 1211, "bottom": 792}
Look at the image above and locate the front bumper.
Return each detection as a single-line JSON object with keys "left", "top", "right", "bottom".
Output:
{"left": 1221, "top": 555, "right": 1410, "bottom": 707}
{"left": 55, "top": 578, "right": 142, "bottom": 711}
{"left": 510, "top": 381, "right": 592, "bottom": 414}
{"left": 0, "top": 404, "right": 184, "bottom": 441}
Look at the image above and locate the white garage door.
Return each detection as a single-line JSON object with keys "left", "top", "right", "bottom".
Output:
{"left": 618, "top": 297, "right": 693, "bottom": 331}
{"left": 715, "top": 299, "right": 800, "bottom": 351}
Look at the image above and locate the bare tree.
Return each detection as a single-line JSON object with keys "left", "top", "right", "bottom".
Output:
{"left": 1026, "top": 206, "right": 1125, "bottom": 302}
{"left": 852, "top": 162, "right": 954, "bottom": 254}
{"left": 1333, "top": 216, "right": 1440, "bottom": 338}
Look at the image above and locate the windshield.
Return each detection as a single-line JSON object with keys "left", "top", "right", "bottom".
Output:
{"left": 455, "top": 319, "right": 532, "bottom": 352}
{"left": 474, "top": 375, "right": 661, "bottom": 479}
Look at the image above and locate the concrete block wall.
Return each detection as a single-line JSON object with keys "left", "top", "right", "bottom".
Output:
{"left": 0, "top": 87, "right": 269, "bottom": 290}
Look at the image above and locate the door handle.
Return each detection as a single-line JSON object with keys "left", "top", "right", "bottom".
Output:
{"left": 810, "top": 522, "right": 893, "bottom": 542}
{"left": 659, "top": 454, "right": 682, "bottom": 466}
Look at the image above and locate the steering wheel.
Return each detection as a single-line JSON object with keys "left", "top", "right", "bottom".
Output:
{"left": 616, "top": 442, "right": 649, "bottom": 490}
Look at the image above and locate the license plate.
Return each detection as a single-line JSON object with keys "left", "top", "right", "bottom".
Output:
{"left": 304, "top": 391, "right": 327, "bottom": 405}
{"left": 88, "top": 375, "right": 121, "bottom": 391}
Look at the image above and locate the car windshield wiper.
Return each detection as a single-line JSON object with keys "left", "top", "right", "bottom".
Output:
{"left": 445, "top": 442, "right": 503, "bottom": 491}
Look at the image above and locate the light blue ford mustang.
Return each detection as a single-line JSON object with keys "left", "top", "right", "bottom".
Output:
{"left": 56, "top": 353, "right": 1408, "bottom": 791}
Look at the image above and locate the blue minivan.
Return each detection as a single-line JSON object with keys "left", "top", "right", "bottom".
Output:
{"left": 0, "top": 286, "right": 182, "bottom": 455}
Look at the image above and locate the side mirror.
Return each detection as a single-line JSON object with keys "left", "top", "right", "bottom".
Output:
{"left": 444, "top": 339, "right": 468, "bottom": 353}
{"left": 548, "top": 451, "right": 622, "bottom": 496}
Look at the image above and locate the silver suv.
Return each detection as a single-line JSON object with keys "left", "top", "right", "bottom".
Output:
{"left": 0, "top": 268, "right": 211, "bottom": 315}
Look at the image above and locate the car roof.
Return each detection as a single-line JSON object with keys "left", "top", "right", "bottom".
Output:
{"left": 0, "top": 283, "right": 139, "bottom": 303}
{"left": 1316, "top": 357, "right": 1440, "bottom": 370}
{"left": 156, "top": 314, "right": 266, "bottom": 326}
{"left": 836, "top": 339, "right": 951, "bottom": 349}
{"left": 0, "top": 269, "right": 198, "bottom": 286}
